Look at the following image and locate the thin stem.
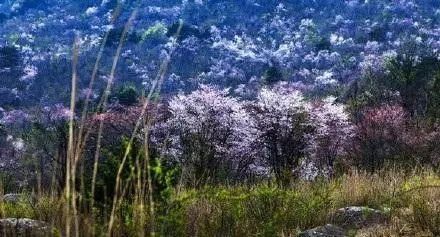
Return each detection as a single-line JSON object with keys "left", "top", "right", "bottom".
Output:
{"left": 66, "top": 35, "right": 80, "bottom": 237}
{"left": 107, "top": 19, "right": 184, "bottom": 236}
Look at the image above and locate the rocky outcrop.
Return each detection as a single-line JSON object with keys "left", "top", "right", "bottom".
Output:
{"left": 330, "top": 206, "right": 388, "bottom": 229}
{"left": 0, "top": 218, "right": 51, "bottom": 237}
{"left": 298, "top": 224, "right": 347, "bottom": 237}
{"left": 299, "top": 206, "right": 389, "bottom": 237}
{"left": 2, "top": 193, "right": 25, "bottom": 203}
{"left": 1, "top": 193, "right": 36, "bottom": 205}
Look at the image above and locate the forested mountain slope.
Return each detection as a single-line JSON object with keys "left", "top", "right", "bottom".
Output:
{"left": 1, "top": 0, "right": 439, "bottom": 107}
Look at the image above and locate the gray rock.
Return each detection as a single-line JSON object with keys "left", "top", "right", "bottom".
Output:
{"left": 0, "top": 218, "right": 51, "bottom": 237}
{"left": 2, "top": 193, "right": 25, "bottom": 203}
{"left": 331, "top": 206, "right": 388, "bottom": 229}
{"left": 298, "top": 224, "right": 347, "bottom": 237}
{"left": 1, "top": 193, "right": 36, "bottom": 205}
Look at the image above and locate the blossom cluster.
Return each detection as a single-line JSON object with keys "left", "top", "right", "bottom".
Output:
{"left": 155, "top": 85, "right": 354, "bottom": 180}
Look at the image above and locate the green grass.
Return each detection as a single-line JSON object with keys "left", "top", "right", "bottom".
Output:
{"left": 1, "top": 170, "right": 440, "bottom": 236}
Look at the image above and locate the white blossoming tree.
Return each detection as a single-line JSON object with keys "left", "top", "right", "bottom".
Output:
{"left": 250, "top": 87, "right": 313, "bottom": 185}
{"left": 308, "top": 97, "right": 355, "bottom": 176}
{"left": 158, "top": 85, "right": 259, "bottom": 185}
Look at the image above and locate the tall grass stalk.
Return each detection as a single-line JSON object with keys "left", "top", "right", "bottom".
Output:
{"left": 66, "top": 35, "right": 80, "bottom": 237}
{"left": 67, "top": 3, "right": 128, "bottom": 236}
{"left": 106, "top": 19, "right": 183, "bottom": 236}
{"left": 62, "top": 2, "right": 185, "bottom": 234}
{"left": 74, "top": 4, "right": 122, "bottom": 214}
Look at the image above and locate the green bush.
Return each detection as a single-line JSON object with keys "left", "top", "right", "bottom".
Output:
{"left": 159, "top": 184, "right": 332, "bottom": 237}
{"left": 262, "top": 66, "right": 283, "bottom": 85}
{"left": 116, "top": 84, "right": 139, "bottom": 106}
{"left": 142, "top": 23, "right": 168, "bottom": 41}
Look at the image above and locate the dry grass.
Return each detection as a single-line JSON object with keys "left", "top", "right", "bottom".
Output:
{"left": 1, "top": 169, "right": 440, "bottom": 236}
{"left": 330, "top": 169, "right": 405, "bottom": 209}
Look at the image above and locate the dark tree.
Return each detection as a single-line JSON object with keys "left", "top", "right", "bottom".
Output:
{"left": 116, "top": 84, "right": 139, "bottom": 106}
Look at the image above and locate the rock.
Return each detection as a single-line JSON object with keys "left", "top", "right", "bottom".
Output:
{"left": 0, "top": 218, "right": 51, "bottom": 237}
{"left": 2, "top": 193, "right": 25, "bottom": 203}
{"left": 298, "top": 224, "right": 347, "bottom": 237}
{"left": 331, "top": 206, "right": 388, "bottom": 230}
{"left": 1, "top": 193, "right": 36, "bottom": 204}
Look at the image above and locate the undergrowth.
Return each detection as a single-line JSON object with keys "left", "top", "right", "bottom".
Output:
{"left": 1, "top": 169, "right": 440, "bottom": 236}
